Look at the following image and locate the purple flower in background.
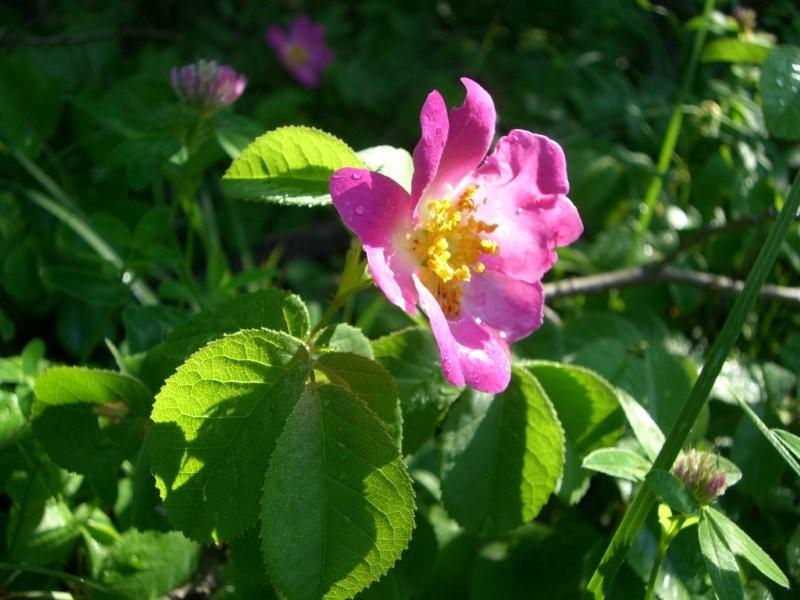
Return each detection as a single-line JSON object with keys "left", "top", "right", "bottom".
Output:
{"left": 266, "top": 16, "right": 333, "bottom": 88}
{"left": 171, "top": 60, "right": 246, "bottom": 114}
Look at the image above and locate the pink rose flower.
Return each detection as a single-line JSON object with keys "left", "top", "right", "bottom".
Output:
{"left": 171, "top": 60, "right": 246, "bottom": 114}
{"left": 330, "top": 78, "right": 583, "bottom": 393}
{"left": 266, "top": 16, "right": 333, "bottom": 88}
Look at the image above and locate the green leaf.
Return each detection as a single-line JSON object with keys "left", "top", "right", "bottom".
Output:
{"left": 698, "top": 515, "right": 744, "bottom": 600}
{"left": 261, "top": 383, "right": 415, "bottom": 600}
{"left": 31, "top": 367, "right": 151, "bottom": 475}
{"left": 357, "top": 145, "right": 413, "bottom": 193}
{"left": 222, "top": 125, "right": 364, "bottom": 206}
{"left": 141, "top": 288, "right": 308, "bottom": 390}
{"left": 523, "top": 361, "right": 624, "bottom": 504}
{"left": 715, "top": 456, "right": 743, "bottom": 488}
{"left": 149, "top": 328, "right": 310, "bottom": 542}
{"left": 643, "top": 346, "right": 698, "bottom": 434}
{"left": 701, "top": 38, "right": 772, "bottom": 64}
{"left": 95, "top": 530, "right": 199, "bottom": 600}
{"left": 761, "top": 46, "right": 800, "bottom": 140}
{"left": 645, "top": 469, "right": 699, "bottom": 515}
{"left": 704, "top": 506, "right": 789, "bottom": 588}
{"left": 0, "top": 390, "right": 27, "bottom": 448}
{"left": 317, "top": 323, "right": 374, "bottom": 358}
{"left": 616, "top": 389, "right": 664, "bottom": 462}
{"left": 439, "top": 367, "right": 564, "bottom": 536}
{"left": 582, "top": 448, "right": 651, "bottom": 482}
{"left": 733, "top": 395, "right": 800, "bottom": 478}
{"left": 0, "top": 55, "right": 62, "bottom": 158}
{"left": 316, "top": 352, "right": 402, "bottom": 447}
{"left": 8, "top": 498, "right": 82, "bottom": 565}
{"left": 373, "top": 327, "right": 460, "bottom": 455}
{"left": 774, "top": 429, "right": 800, "bottom": 462}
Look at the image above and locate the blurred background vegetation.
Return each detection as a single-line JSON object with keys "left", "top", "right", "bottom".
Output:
{"left": 1, "top": 1, "right": 799, "bottom": 598}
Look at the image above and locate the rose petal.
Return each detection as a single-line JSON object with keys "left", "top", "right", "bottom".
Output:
{"left": 413, "top": 275, "right": 512, "bottom": 393}
{"left": 461, "top": 271, "right": 544, "bottom": 342}
{"left": 330, "top": 168, "right": 417, "bottom": 313}
{"left": 449, "top": 316, "right": 512, "bottom": 393}
{"left": 427, "top": 77, "right": 496, "bottom": 199}
{"left": 411, "top": 90, "right": 449, "bottom": 205}
{"left": 472, "top": 130, "right": 583, "bottom": 283}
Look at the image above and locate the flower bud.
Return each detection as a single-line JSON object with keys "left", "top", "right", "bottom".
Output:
{"left": 672, "top": 449, "right": 729, "bottom": 505}
{"left": 171, "top": 60, "right": 246, "bottom": 115}
{"left": 734, "top": 6, "right": 757, "bottom": 33}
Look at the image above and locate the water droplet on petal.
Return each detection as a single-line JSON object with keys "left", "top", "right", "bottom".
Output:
{"left": 354, "top": 205, "right": 365, "bottom": 215}
{"left": 475, "top": 317, "right": 483, "bottom": 326}
{"left": 351, "top": 172, "right": 362, "bottom": 180}
{"left": 499, "top": 331, "right": 508, "bottom": 340}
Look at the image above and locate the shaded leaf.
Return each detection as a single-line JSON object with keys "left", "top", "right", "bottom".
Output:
{"left": 32, "top": 367, "right": 151, "bottom": 476}
{"left": 316, "top": 351, "right": 402, "bottom": 447}
{"left": 704, "top": 506, "right": 789, "bottom": 589}
{"left": 95, "top": 529, "right": 199, "bottom": 600}
{"left": 373, "top": 328, "right": 460, "bottom": 454}
{"left": 261, "top": 383, "right": 414, "bottom": 600}
{"left": 439, "top": 368, "right": 564, "bottom": 536}
{"left": 149, "top": 329, "right": 310, "bottom": 542}
{"left": 646, "top": 469, "right": 699, "bottom": 515}
{"left": 141, "top": 288, "right": 308, "bottom": 390}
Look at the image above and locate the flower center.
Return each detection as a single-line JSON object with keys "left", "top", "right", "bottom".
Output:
{"left": 286, "top": 44, "right": 309, "bottom": 67}
{"left": 410, "top": 185, "right": 499, "bottom": 318}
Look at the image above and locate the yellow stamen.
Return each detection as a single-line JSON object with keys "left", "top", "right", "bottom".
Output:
{"left": 410, "top": 185, "right": 499, "bottom": 317}
{"left": 286, "top": 44, "right": 309, "bottom": 67}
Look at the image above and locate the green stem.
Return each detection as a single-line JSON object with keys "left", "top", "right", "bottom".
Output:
{"left": 630, "top": 0, "right": 715, "bottom": 262}
{"left": 643, "top": 515, "right": 684, "bottom": 600}
{"left": 644, "top": 544, "right": 666, "bottom": 600}
{"left": 586, "top": 171, "right": 800, "bottom": 597}
{"left": 0, "top": 562, "right": 112, "bottom": 594}
{"left": 308, "top": 239, "right": 368, "bottom": 342}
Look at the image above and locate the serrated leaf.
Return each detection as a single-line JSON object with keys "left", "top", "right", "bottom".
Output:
{"left": 141, "top": 288, "right": 309, "bottom": 390}
{"left": 31, "top": 367, "right": 151, "bottom": 475}
{"left": 761, "top": 46, "right": 800, "bottom": 141}
{"left": 582, "top": 448, "right": 651, "bottom": 482}
{"left": 373, "top": 327, "right": 460, "bottom": 455}
{"left": 646, "top": 469, "right": 699, "bottom": 515}
{"left": 704, "top": 506, "right": 789, "bottom": 588}
{"left": 316, "top": 352, "right": 402, "bottom": 447}
{"left": 702, "top": 38, "right": 772, "bottom": 64}
{"left": 439, "top": 367, "right": 564, "bottom": 536}
{"left": 523, "top": 361, "right": 624, "bottom": 504}
{"left": 356, "top": 145, "right": 413, "bottom": 193}
{"left": 616, "top": 389, "right": 664, "bottom": 462}
{"left": 222, "top": 125, "right": 364, "bottom": 206}
{"left": 698, "top": 515, "right": 744, "bottom": 600}
{"left": 149, "top": 328, "right": 310, "bottom": 542}
{"left": 261, "top": 383, "right": 415, "bottom": 600}
{"left": 95, "top": 529, "right": 199, "bottom": 600}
